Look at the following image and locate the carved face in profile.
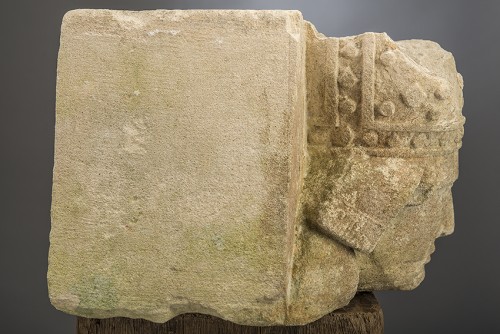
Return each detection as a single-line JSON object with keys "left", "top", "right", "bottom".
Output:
{"left": 305, "top": 32, "right": 464, "bottom": 290}
{"left": 355, "top": 152, "right": 460, "bottom": 290}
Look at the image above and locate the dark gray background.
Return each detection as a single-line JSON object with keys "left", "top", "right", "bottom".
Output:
{"left": 1, "top": 0, "right": 499, "bottom": 333}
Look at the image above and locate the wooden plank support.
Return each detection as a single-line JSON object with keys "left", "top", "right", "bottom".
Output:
{"left": 77, "top": 292, "right": 383, "bottom": 334}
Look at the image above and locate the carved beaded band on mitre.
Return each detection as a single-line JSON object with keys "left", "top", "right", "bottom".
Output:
{"left": 311, "top": 32, "right": 464, "bottom": 158}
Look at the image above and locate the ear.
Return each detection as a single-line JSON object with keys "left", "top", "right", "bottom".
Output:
{"left": 315, "top": 154, "right": 423, "bottom": 253}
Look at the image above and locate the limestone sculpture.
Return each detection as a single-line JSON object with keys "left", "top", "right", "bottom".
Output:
{"left": 48, "top": 9, "right": 464, "bottom": 326}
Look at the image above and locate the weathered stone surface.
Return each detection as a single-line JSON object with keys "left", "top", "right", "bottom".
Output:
{"left": 302, "top": 28, "right": 464, "bottom": 291}
{"left": 48, "top": 9, "right": 464, "bottom": 326}
{"left": 354, "top": 40, "right": 464, "bottom": 290}
{"left": 50, "top": 9, "right": 308, "bottom": 326}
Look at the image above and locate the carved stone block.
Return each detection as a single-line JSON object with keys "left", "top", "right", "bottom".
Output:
{"left": 48, "top": 9, "right": 464, "bottom": 326}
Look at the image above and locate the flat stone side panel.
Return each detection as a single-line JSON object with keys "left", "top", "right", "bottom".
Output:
{"left": 49, "top": 9, "right": 306, "bottom": 325}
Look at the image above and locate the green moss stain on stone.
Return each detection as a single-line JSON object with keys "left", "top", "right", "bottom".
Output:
{"left": 74, "top": 274, "right": 118, "bottom": 316}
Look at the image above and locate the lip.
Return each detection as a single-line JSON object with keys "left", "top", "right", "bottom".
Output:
{"left": 424, "top": 243, "right": 436, "bottom": 264}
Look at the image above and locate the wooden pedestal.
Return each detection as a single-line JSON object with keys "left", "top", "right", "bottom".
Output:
{"left": 77, "top": 292, "right": 383, "bottom": 334}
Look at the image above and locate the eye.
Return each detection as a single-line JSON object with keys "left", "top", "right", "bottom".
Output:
{"left": 406, "top": 182, "right": 433, "bottom": 206}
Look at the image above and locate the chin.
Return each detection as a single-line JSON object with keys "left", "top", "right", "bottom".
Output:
{"left": 358, "top": 262, "right": 426, "bottom": 291}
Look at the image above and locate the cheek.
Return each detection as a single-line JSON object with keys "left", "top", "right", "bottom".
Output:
{"left": 371, "top": 188, "right": 448, "bottom": 265}
{"left": 386, "top": 205, "right": 441, "bottom": 261}
{"left": 357, "top": 189, "right": 453, "bottom": 289}
{"left": 357, "top": 204, "right": 440, "bottom": 290}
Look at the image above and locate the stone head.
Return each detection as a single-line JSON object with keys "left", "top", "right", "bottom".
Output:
{"left": 305, "top": 32, "right": 464, "bottom": 290}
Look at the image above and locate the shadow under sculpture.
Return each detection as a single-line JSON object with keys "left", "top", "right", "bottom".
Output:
{"left": 48, "top": 10, "right": 464, "bottom": 326}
